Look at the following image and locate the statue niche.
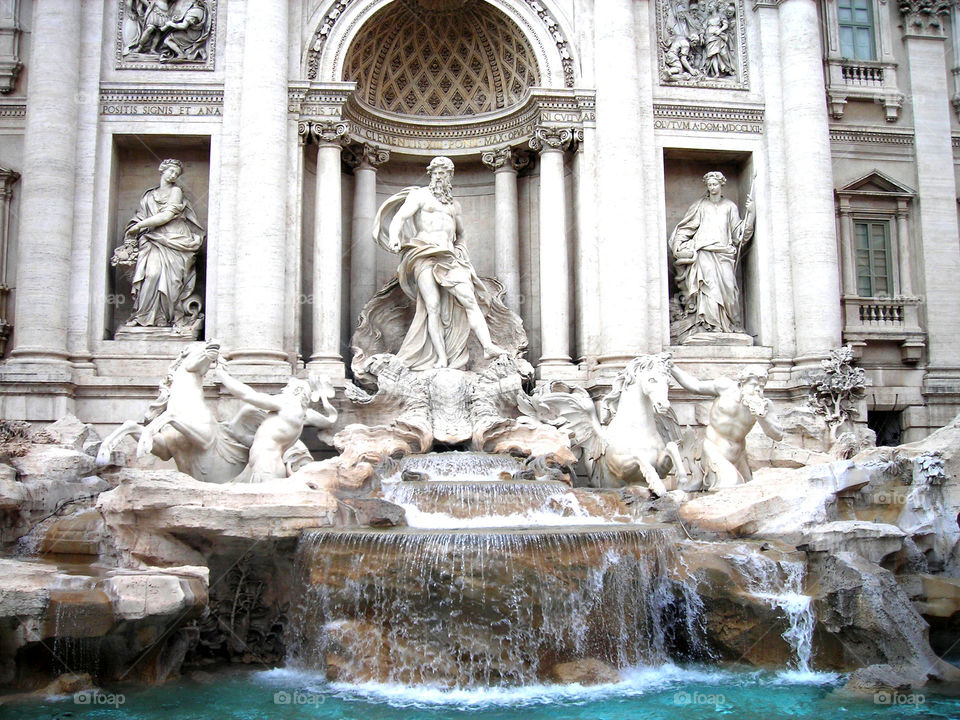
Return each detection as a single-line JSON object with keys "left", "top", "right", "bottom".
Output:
{"left": 668, "top": 169, "right": 755, "bottom": 345}
{"left": 111, "top": 158, "right": 205, "bottom": 340}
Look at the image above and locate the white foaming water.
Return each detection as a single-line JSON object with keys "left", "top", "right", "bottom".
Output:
{"left": 253, "top": 664, "right": 842, "bottom": 709}
{"left": 398, "top": 505, "right": 625, "bottom": 528}
{"left": 726, "top": 550, "right": 816, "bottom": 672}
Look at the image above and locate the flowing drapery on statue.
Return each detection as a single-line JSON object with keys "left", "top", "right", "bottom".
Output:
{"left": 669, "top": 170, "right": 755, "bottom": 342}
{"left": 361, "top": 157, "right": 524, "bottom": 373}
{"left": 112, "top": 159, "right": 205, "bottom": 335}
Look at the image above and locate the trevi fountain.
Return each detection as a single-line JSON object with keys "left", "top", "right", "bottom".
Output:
{"left": 3, "top": 1, "right": 960, "bottom": 719}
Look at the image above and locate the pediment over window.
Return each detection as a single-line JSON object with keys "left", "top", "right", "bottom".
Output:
{"left": 837, "top": 170, "right": 916, "bottom": 198}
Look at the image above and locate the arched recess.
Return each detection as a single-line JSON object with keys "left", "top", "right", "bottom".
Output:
{"left": 302, "top": 0, "right": 578, "bottom": 90}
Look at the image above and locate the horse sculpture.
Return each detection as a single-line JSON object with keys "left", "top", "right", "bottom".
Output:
{"left": 517, "top": 353, "right": 688, "bottom": 495}
{"left": 96, "top": 340, "right": 312, "bottom": 483}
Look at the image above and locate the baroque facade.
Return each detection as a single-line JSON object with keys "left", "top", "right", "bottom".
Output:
{"left": 0, "top": 0, "right": 959, "bottom": 444}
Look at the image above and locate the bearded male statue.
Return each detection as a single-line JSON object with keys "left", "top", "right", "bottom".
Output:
{"left": 370, "top": 156, "right": 509, "bottom": 370}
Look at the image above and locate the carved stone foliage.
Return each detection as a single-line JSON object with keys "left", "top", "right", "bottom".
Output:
{"left": 343, "top": 0, "right": 540, "bottom": 117}
{"left": 116, "top": 0, "right": 217, "bottom": 71}
{"left": 805, "top": 345, "right": 867, "bottom": 443}
{"left": 899, "top": 0, "right": 953, "bottom": 37}
{"left": 656, "top": 0, "right": 748, "bottom": 89}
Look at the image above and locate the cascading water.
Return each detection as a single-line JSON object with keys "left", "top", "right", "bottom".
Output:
{"left": 286, "top": 452, "right": 707, "bottom": 687}
{"left": 726, "top": 550, "right": 816, "bottom": 672}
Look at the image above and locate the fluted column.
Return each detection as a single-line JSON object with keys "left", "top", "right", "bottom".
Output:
{"left": 530, "top": 127, "right": 573, "bottom": 373}
{"left": 309, "top": 121, "right": 349, "bottom": 377}
{"left": 779, "top": 0, "right": 843, "bottom": 359}
{"left": 901, "top": 1, "right": 960, "bottom": 369}
{"left": 347, "top": 144, "right": 389, "bottom": 331}
{"left": 8, "top": 0, "right": 81, "bottom": 369}
{"left": 481, "top": 147, "right": 527, "bottom": 313}
{"left": 229, "top": 0, "right": 290, "bottom": 368}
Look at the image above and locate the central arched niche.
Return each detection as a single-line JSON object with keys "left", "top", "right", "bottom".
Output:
{"left": 342, "top": 0, "right": 542, "bottom": 117}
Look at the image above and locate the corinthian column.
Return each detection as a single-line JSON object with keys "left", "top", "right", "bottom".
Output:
{"left": 229, "top": 0, "right": 290, "bottom": 369}
{"left": 530, "top": 127, "right": 573, "bottom": 374}
{"left": 779, "top": 0, "right": 842, "bottom": 359}
{"left": 900, "top": 1, "right": 960, "bottom": 371}
{"left": 480, "top": 147, "right": 528, "bottom": 313}
{"left": 7, "top": 0, "right": 81, "bottom": 372}
{"left": 309, "top": 121, "right": 349, "bottom": 378}
{"left": 347, "top": 144, "right": 389, "bottom": 331}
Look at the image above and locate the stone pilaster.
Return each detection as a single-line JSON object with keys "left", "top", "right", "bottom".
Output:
{"left": 228, "top": 0, "right": 290, "bottom": 370}
{"left": 480, "top": 147, "right": 528, "bottom": 314}
{"left": 346, "top": 144, "right": 389, "bottom": 332}
{"left": 529, "top": 127, "right": 573, "bottom": 374}
{"left": 594, "top": 0, "right": 651, "bottom": 366}
{"left": 7, "top": 0, "right": 81, "bottom": 376}
{"left": 571, "top": 128, "right": 601, "bottom": 364}
{"left": 900, "top": 0, "right": 960, "bottom": 373}
{"left": 779, "top": 0, "right": 842, "bottom": 360}
{"left": 308, "top": 121, "right": 350, "bottom": 378}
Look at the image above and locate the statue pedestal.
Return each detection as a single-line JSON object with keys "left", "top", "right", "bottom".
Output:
{"left": 114, "top": 324, "right": 202, "bottom": 342}
{"left": 681, "top": 331, "right": 754, "bottom": 347}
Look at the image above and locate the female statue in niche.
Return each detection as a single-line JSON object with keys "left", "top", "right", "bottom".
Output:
{"left": 669, "top": 170, "right": 754, "bottom": 343}
{"left": 111, "top": 158, "right": 205, "bottom": 336}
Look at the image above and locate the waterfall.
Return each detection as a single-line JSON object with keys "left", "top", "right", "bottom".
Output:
{"left": 287, "top": 525, "right": 704, "bottom": 687}
{"left": 727, "top": 550, "right": 815, "bottom": 672}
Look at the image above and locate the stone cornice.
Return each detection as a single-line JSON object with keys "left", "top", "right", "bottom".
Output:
{"left": 292, "top": 84, "right": 594, "bottom": 155}
{"left": 829, "top": 126, "right": 916, "bottom": 145}
{"left": 0, "top": 99, "right": 24, "bottom": 119}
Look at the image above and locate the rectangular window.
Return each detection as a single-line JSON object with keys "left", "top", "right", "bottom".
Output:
{"left": 837, "top": 0, "right": 876, "bottom": 61}
{"left": 854, "top": 220, "right": 892, "bottom": 297}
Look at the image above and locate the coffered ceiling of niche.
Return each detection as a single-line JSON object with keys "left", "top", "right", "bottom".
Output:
{"left": 343, "top": 0, "right": 541, "bottom": 117}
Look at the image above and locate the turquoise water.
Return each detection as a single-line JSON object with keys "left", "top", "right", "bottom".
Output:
{"left": 6, "top": 664, "right": 960, "bottom": 720}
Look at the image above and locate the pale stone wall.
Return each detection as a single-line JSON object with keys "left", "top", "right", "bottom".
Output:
{"left": 0, "top": 0, "right": 956, "bottom": 445}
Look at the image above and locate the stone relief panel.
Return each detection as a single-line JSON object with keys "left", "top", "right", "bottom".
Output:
{"left": 115, "top": 0, "right": 217, "bottom": 71}
{"left": 656, "top": 0, "right": 748, "bottom": 89}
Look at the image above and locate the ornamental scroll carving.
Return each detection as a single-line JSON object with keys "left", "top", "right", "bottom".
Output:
{"left": 655, "top": 0, "right": 748, "bottom": 89}
{"left": 116, "top": 0, "right": 217, "bottom": 71}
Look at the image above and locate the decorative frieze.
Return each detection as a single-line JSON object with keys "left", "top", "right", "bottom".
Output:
{"left": 655, "top": 0, "right": 749, "bottom": 89}
{"left": 653, "top": 103, "right": 764, "bottom": 134}
{"left": 115, "top": 0, "right": 217, "bottom": 71}
{"left": 99, "top": 86, "right": 223, "bottom": 117}
{"left": 518, "top": 0, "right": 576, "bottom": 87}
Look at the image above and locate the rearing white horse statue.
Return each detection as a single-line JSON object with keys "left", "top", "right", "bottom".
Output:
{"left": 518, "top": 353, "right": 688, "bottom": 495}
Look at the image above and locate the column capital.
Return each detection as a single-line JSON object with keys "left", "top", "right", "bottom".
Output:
{"left": 343, "top": 143, "right": 390, "bottom": 170}
{"left": 899, "top": 0, "right": 952, "bottom": 38}
{"left": 529, "top": 126, "right": 574, "bottom": 154}
{"left": 480, "top": 147, "right": 532, "bottom": 173}
{"left": 299, "top": 119, "right": 350, "bottom": 147}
